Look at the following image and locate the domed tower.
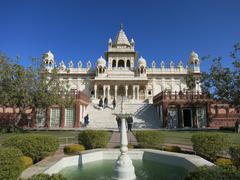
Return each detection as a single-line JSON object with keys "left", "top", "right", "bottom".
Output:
{"left": 43, "top": 50, "right": 55, "bottom": 69}
{"left": 188, "top": 51, "right": 200, "bottom": 72}
{"left": 105, "top": 24, "right": 137, "bottom": 70}
{"left": 138, "top": 56, "right": 147, "bottom": 76}
{"left": 96, "top": 56, "right": 107, "bottom": 75}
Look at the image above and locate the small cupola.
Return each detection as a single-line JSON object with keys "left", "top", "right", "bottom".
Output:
{"left": 189, "top": 51, "right": 200, "bottom": 65}
{"left": 138, "top": 56, "right": 147, "bottom": 68}
{"left": 96, "top": 56, "right": 106, "bottom": 74}
{"left": 43, "top": 50, "right": 54, "bottom": 65}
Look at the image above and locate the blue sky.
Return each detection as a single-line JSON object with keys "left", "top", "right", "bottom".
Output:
{"left": 0, "top": 0, "right": 239, "bottom": 71}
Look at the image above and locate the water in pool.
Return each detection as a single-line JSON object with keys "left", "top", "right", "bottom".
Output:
{"left": 60, "top": 160, "right": 188, "bottom": 180}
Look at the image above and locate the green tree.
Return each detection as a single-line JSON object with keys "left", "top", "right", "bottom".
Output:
{"left": 184, "top": 73, "right": 197, "bottom": 91}
{"left": 201, "top": 43, "right": 240, "bottom": 109}
{"left": 0, "top": 53, "right": 74, "bottom": 131}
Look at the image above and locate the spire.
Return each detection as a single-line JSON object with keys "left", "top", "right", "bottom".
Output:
{"left": 114, "top": 24, "right": 130, "bottom": 46}
{"left": 120, "top": 23, "right": 124, "bottom": 30}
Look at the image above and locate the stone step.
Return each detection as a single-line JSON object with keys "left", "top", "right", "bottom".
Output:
{"left": 86, "top": 103, "right": 161, "bottom": 129}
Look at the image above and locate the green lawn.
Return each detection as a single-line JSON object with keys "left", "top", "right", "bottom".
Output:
{"left": 0, "top": 130, "right": 79, "bottom": 145}
{"left": 161, "top": 130, "right": 240, "bottom": 145}
{"left": 0, "top": 130, "right": 239, "bottom": 146}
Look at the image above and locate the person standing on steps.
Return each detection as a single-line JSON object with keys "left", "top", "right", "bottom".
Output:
{"left": 84, "top": 114, "right": 89, "bottom": 127}
{"left": 127, "top": 116, "right": 133, "bottom": 132}
{"left": 112, "top": 98, "right": 116, "bottom": 110}
{"left": 104, "top": 97, "right": 108, "bottom": 109}
{"left": 99, "top": 97, "right": 103, "bottom": 109}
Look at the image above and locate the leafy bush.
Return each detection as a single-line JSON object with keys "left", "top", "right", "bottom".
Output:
{"left": 3, "top": 134, "right": 59, "bottom": 163}
{"left": 191, "top": 133, "right": 230, "bottom": 161}
{"left": 78, "top": 130, "right": 111, "bottom": 149}
{"left": 134, "top": 131, "right": 164, "bottom": 149}
{"left": 64, "top": 144, "right": 85, "bottom": 154}
{"left": 26, "top": 173, "right": 67, "bottom": 180}
{"left": 229, "top": 145, "right": 240, "bottom": 168}
{"left": 0, "top": 147, "right": 24, "bottom": 180}
{"left": 185, "top": 166, "right": 240, "bottom": 180}
{"left": 21, "top": 156, "right": 33, "bottom": 169}
{"left": 215, "top": 158, "right": 233, "bottom": 167}
{"left": 163, "top": 145, "right": 182, "bottom": 153}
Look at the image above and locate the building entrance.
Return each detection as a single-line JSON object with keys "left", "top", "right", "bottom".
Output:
{"left": 183, "top": 109, "right": 192, "bottom": 127}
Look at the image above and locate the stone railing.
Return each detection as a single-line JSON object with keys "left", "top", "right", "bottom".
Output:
{"left": 153, "top": 91, "right": 209, "bottom": 102}
{"left": 147, "top": 67, "right": 188, "bottom": 74}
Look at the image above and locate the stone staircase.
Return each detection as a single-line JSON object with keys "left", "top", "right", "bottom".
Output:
{"left": 86, "top": 101, "right": 161, "bottom": 130}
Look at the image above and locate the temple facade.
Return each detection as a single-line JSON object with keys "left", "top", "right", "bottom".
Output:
{"left": 43, "top": 26, "right": 201, "bottom": 105}
{"left": 1, "top": 26, "right": 239, "bottom": 129}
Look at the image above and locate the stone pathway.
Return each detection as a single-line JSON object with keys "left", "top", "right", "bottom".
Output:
{"left": 20, "top": 147, "right": 66, "bottom": 179}
{"left": 107, "top": 131, "right": 138, "bottom": 148}
{"left": 106, "top": 131, "right": 193, "bottom": 152}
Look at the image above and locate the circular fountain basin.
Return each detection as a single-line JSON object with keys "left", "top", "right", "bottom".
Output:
{"left": 44, "top": 149, "right": 214, "bottom": 180}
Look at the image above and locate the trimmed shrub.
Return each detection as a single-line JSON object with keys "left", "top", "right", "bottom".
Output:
{"left": 0, "top": 147, "right": 24, "bottom": 180}
{"left": 185, "top": 166, "right": 240, "bottom": 180}
{"left": 26, "top": 173, "right": 67, "bottom": 180}
{"left": 128, "top": 143, "right": 134, "bottom": 149}
{"left": 64, "top": 144, "right": 85, "bottom": 154}
{"left": 215, "top": 158, "right": 233, "bottom": 167}
{"left": 191, "top": 133, "right": 230, "bottom": 161}
{"left": 134, "top": 131, "right": 164, "bottom": 149}
{"left": 163, "top": 145, "right": 182, "bottom": 153}
{"left": 219, "top": 126, "right": 235, "bottom": 132}
{"left": 229, "top": 145, "right": 240, "bottom": 168}
{"left": 3, "top": 134, "right": 59, "bottom": 163}
{"left": 78, "top": 130, "right": 111, "bottom": 149}
{"left": 21, "top": 156, "right": 33, "bottom": 169}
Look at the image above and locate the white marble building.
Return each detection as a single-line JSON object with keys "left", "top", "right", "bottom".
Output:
{"left": 43, "top": 26, "right": 201, "bottom": 104}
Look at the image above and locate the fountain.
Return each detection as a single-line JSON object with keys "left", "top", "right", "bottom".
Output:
{"left": 112, "top": 96, "right": 136, "bottom": 180}
{"left": 43, "top": 97, "right": 214, "bottom": 180}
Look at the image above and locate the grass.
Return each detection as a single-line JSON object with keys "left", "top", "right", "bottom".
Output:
{"left": 0, "top": 130, "right": 79, "bottom": 145}
{"left": 0, "top": 130, "right": 239, "bottom": 146}
{"left": 161, "top": 130, "right": 240, "bottom": 146}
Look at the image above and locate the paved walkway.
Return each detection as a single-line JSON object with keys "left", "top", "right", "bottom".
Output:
{"left": 106, "top": 131, "right": 193, "bottom": 152}
{"left": 107, "top": 131, "right": 138, "bottom": 148}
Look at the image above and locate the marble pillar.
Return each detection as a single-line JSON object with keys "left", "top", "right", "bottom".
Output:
{"left": 115, "top": 85, "right": 118, "bottom": 100}
{"left": 94, "top": 84, "right": 97, "bottom": 99}
{"left": 125, "top": 85, "right": 128, "bottom": 98}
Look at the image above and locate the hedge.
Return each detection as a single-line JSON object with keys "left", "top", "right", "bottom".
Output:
{"left": 191, "top": 133, "right": 230, "bottom": 161}
{"left": 64, "top": 144, "right": 85, "bottom": 154}
{"left": 3, "top": 134, "right": 59, "bottom": 163}
{"left": 185, "top": 166, "right": 240, "bottom": 180}
{"left": 26, "top": 173, "right": 67, "bottom": 180}
{"left": 0, "top": 147, "right": 24, "bottom": 180}
{"left": 134, "top": 131, "right": 164, "bottom": 149}
{"left": 78, "top": 130, "right": 111, "bottom": 149}
{"left": 163, "top": 145, "right": 182, "bottom": 153}
{"left": 229, "top": 145, "right": 240, "bottom": 168}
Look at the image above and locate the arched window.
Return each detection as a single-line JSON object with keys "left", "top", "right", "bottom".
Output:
{"left": 118, "top": 60, "right": 124, "bottom": 68}
{"left": 126, "top": 60, "right": 130, "bottom": 68}
{"left": 112, "top": 60, "right": 116, "bottom": 67}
